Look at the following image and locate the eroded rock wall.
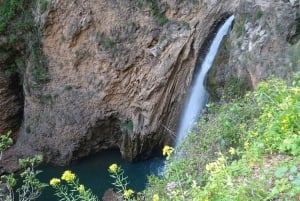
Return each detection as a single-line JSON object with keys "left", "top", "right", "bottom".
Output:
{"left": 4, "top": 0, "right": 297, "bottom": 169}
{"left": 6, "top": 0, "right": 238, "bottom": 166}
{"left": 208, "top": 0, "right": 300, "bottom": 100}
{"left": 0, "top": 45, "right": 23, "bottom": 137}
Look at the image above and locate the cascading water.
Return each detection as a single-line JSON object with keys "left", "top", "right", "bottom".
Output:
{"left": 176, "top": 15, "right": 235, "bottom": 146}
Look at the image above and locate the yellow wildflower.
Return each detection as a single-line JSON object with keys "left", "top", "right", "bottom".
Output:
{"left": 123, "top": 189, "right": 134, "bottom": 199}
{"left": 152, "top": 194, "right": 159, "bottom": 201}
{"left": 281, "top": 124, "right": 288, "bottom": 131}
{"left": 205, "top": 162, "right": 214, "bottom": 171}
{"left": 282, "top": 116, "right": 289, "bottom": 124}
{"left": 162, "top": 145, "right": 174, "bottom": 159}
{"left": 61, "top": 170, "right": 76, "bottom": 182}
{"left": 252, "top": 131, "right": 259, "bottom": 137}
{"left": 191, "top": 180, "right": 198, "bottom": 188}
{"left": 77, "top": 184, "right": 85, "bottom": 194}
{"left": 267, "top": 112, "right": 272, "bottom": 118}
{"left": 50, "top": 178, "right": 61, "bottom": 187}
{"left": 228, "top": 147, "right": 236, "bottom": 155}
{"left": 217, "top": 153, "right": 226, "bottom": 163}
{"left": 108, "top": 163, "right": 118, "bottom": 173}
{"left": 244, "top": 141, "right": 250, "bottom": 149}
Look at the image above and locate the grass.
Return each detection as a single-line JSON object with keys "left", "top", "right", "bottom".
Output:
{"left": 139, "top": 72, "right": 300, "bottom": 201}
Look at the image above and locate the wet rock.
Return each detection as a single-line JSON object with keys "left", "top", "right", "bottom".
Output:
{"left": 102, "top": 188, "right": 122, "bottom": 201}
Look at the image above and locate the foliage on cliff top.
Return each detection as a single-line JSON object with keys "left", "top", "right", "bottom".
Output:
{"left": 0, "top": 0, "right": 49, "bottom": 83}
{"left": 141, "top": 71, "right": 300, "bottom": 201}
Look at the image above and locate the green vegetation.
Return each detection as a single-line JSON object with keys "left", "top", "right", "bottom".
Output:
{"left": 50, "top": 170, "right": 98, "bottom": 201}
{"left": 89, "top": 73, "right": 299, "bottom": 201}
{"left": 108, "top": 164, "right": 136, "bottom": 200}
{"left": 39, "top": 0, "right": 48, "bottom": 13}
{"left": 130, "top": 0, "right": 168, "bottom": 26}
{"left": 0, "top": 0, "right": 49, "bottom": 83}
{"left": 64, "top": 85, "right": 73, "bottom": 91}
{"left": 96, "top": 21, "right": 138, "bottom": 59}
{"left": 254, "top": 10, "right": 263, "bottom": 21}
{"left": 96, "top": 32, "right": 116, "bottom": 51}
{"left": 2, "top": 70, "right": 299, "bottom": 201}
{"left": 0, "top": 131, "right": 46, "bottom": 201}
{"left": 233, "top": 10, "right": 263, "bottom": 39}
{"left": 123, "top": 120, "right": 134, "bottom": 132}
{"left": 0, "top": 131, "right": 13, "bottom": 160}
{"left": 147, "top": 0, "right": 168, "bottom": 26}
{"left": 287, "top": 9, "right": 300, "bottom": 44}
{"left": 181, "top": 21, "right": 190, "bottom": 30}
{"left": 140, "top": 72, "right": 300, "bottom": 200}
{"left": 222, "top": 76, "right": 251, "bottom": 102}
{"left": 233, "top": 16, "right": 247, "bottom": 38}
{"left": 2, "top": 69, "right": 299, "bottom": 201}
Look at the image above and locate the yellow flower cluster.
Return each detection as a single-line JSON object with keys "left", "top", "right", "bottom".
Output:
{"left": 123, "top": 189, "right": 134, "bottom": 199}
{"left": 244, "top": 141, "right": 250, "bottom": 149}
{"left": 282, "top": 116, "right": 289, "bottom": 124}
{"left": 162, "top": 145, "right": 174, "bottom": 159}
{"left": 152, "top": 194, "right": 159, "bottom": 201}
{"left": 252, "top": 131, "right": 259, "bottom": 137}
{"left": 228, "top": 147, "right": 236, "bottom": 155}
{"left": 108, "top": 163, "right": 118, "bottom": 173}
{"left": 61, "top": 170, "right": 76, "bottom": 182}
{"left": 50, "top": 178, "right": 61, "bottom": 187}
{"left": 205, "top": 153, "right": 226, "bottom": 173}
{"left": 77, "top": 184, "right": 85, "bottom": 194}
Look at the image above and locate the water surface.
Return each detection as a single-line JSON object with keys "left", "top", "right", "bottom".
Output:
{"left": 37, "top": 149, "right": 164, "bottom": 200}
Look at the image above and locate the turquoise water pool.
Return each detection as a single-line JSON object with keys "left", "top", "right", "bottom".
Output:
{"left": 37, "top": 149, "right": 164, "bottom": 200}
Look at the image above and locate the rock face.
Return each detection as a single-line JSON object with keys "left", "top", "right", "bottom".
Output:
{"left": 0, "top": 46, "right": 23, "bottom": 136}
{"left": 0, "top": 72, "right": 22, "bottom": 135}
{"left": 13, "top": 0, "right": 237, "bottom": 165}
{"left": 102, "top": 188, "right": 122, "bottom": 201}
{"left": 1, "top": 0, "right": 298, "bottom": 169}
{"left": 208, "top": 0, "right": 300, "bottom": 99}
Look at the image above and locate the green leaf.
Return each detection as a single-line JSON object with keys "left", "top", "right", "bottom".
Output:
{"left": 289, "top": 166, "right": 297, "bottom": 174}
{"left": 275, "top": 167, "right": 288, "bottom": 178}
{"left": 292, "top": 177, "right": 300, "bottom": 186}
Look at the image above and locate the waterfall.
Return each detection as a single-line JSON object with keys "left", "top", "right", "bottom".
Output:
{"left": 176, "top": 15, "right": 235, "bottom": 146}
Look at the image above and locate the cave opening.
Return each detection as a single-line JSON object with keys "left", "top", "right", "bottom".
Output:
{"left": 0, "top": 48, "right": 25, "bottom": 139}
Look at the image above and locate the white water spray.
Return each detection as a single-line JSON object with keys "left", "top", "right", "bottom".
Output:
{"left": 176, "top": 15, "right": 235, "bottom": 146}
